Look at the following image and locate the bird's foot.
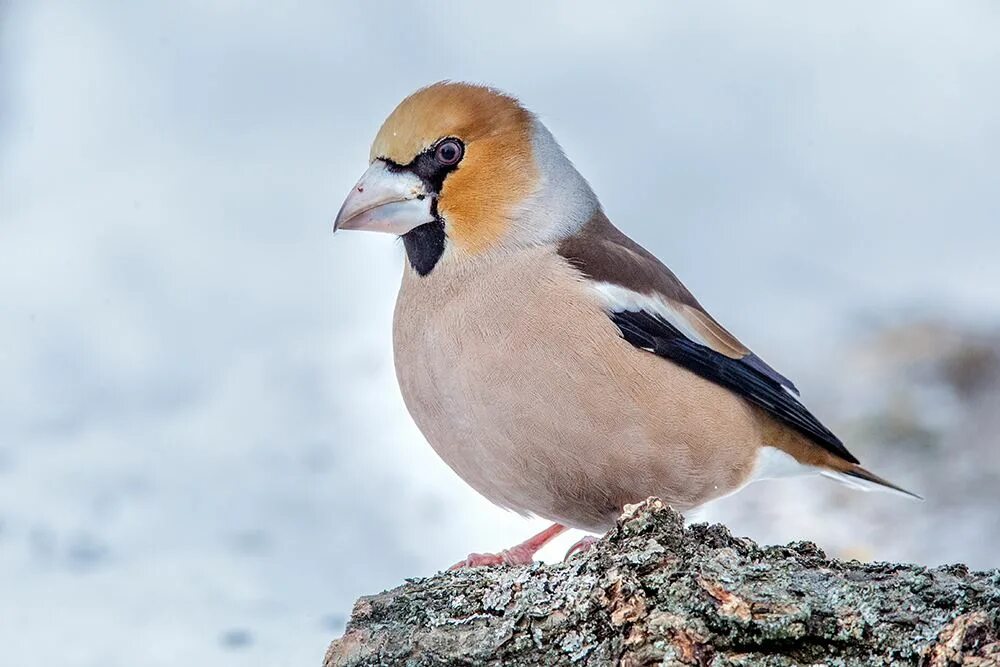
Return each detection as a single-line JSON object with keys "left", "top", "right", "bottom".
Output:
{"left": 449, "top": 546, "right": 535, "bottom": 569}
{"left": 564, "top": 535, "right": 599, "bottom": 560}
{"left": 448, "top": 523, "right": 567, "bottom": 570}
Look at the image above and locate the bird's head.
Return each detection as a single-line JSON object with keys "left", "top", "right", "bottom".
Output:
{"left": 334, "top": 82, "right": 598, "bottom": 275}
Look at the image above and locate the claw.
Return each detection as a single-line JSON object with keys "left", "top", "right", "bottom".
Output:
{"left": 448, "top": 523, "right": 567, "bottom": 570}
{"left": 448, "top": 552, "right": 504, "bottom": 570}
{"left": 449, "top": 547, "right": 533, "bottom": 570}
{"left": 564, "top": 535, "right": 599, "bottom": 561}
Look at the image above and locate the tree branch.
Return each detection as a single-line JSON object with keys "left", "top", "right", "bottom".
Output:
{"left": 325, "top": 498, "right": 1000, "bottom": 666}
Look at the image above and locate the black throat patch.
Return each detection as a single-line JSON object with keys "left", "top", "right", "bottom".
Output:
{"left": 384, "top": 139, "right": 463, "bottom": 277}
{"left": 401, "top": 220, "right": 446, "bottom": 276}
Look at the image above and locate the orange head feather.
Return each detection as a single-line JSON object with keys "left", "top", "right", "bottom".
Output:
{"left": 336, "top": 82, "right": 597, "bottom": 271}
{"left": 370, "top": 82, "right": 539, "bottom": 253}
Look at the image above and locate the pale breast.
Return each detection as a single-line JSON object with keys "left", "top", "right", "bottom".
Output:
{"left": 392, "top": 246, "right": 764, "bottom": 531}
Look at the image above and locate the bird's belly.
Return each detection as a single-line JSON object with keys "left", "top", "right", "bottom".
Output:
{"left": 395, "top": 350, "right": 634, "bottom": 529}
{"left": 392, "top": 250, "right": 762, "bottom": 531}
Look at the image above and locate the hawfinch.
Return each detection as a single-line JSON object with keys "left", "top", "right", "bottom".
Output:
{"left": 334, "top": 82, "right": 918, "bottom": 568}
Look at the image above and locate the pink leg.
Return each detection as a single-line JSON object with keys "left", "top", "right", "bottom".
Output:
{"left": 449, "top": 523, "right": 567, "bottom": 570}
{"left": 564, "top": 535, "right": 599, "bottom": 561}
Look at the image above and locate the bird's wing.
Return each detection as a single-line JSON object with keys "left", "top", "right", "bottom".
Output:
{"left": 558, "top": 211, "right": 858, "bottom": 464}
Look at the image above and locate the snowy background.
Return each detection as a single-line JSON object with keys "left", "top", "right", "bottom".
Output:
{"left": 2, "top": 2, "right": 999, "bottom": 665}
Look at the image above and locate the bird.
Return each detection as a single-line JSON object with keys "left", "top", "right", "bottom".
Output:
{"left": 333, "top": 81, "right": 919, "bottom": 568}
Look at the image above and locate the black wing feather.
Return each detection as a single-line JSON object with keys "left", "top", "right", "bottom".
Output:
{"left": 610, "top": 309, "right": 858, "bottom": 464}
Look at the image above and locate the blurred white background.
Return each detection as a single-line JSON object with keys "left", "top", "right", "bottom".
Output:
{"left": 2, "top": 2, "right": 999, "bottom": 665}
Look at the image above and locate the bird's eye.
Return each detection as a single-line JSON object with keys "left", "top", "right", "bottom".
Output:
{"left": 434, "top": 139, "right": 463, "bottom": 166}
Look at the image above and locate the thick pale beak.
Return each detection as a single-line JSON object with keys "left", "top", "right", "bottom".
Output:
{"left": 333, "top": 160, "right": 435, "bottom": 234}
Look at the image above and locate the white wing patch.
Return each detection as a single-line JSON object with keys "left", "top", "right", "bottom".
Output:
{"left": 591, "top": 281, "right": 805, "bottom": 398}
{"left": 590, "top": 282, "right": 715, "bottom": 349}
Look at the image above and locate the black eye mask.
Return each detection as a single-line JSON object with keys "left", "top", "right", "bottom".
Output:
{"left": 390, "top": 138, "right": 465, "bottom": 276}
{"left": 385, "top": 137, "right": 465, "bottom": 195}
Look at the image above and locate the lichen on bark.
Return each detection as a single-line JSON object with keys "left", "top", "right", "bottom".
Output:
{"left": 325, "top": 498, "right": 1000, "bottom": 666}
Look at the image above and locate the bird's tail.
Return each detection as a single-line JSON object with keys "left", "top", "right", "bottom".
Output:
{"left": 821, "top": 464, "right": 923, "bottom": 500}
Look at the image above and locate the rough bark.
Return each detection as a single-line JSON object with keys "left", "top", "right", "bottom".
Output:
{"left": 325, "top": 498, "right": 1000, "bottom": 666}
